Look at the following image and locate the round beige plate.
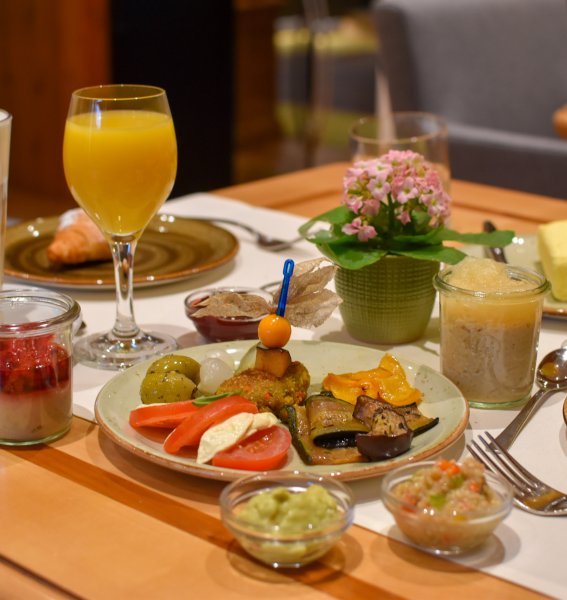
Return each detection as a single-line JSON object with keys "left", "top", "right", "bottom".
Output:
{"left": 95, "top": 340, "right": 469, "bottom": 482}
{"left": 465, "top": 234, "right": 566, "bottom": 318}
{"left": 4, "top": 214, "right": 239, "bottom": 290}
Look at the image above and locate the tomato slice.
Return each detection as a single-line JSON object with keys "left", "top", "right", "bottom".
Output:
{"left": 163, "top": 395, "right": 257, "bottom": 454}
{"left": 129, "top": 400, "right": 199, "bottom": 429}
{"left": 212, "top": 425, "right": 291, "bottom": 471}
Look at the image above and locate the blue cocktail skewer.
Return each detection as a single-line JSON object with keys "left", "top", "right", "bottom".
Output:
{"left": 276, "top": 259, "right": 295, "bottom": 317}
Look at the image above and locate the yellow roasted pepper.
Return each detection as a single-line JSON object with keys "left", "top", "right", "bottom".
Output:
{"left": 322, "top": 353, "right": 422, "bottom": 407}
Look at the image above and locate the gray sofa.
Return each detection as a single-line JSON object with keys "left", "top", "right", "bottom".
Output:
{"left": 372, "top": 0, "right": 567, "bottom": 199}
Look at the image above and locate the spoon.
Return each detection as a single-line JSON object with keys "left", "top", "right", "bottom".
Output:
{"left": 495, "top": 347, "right": 567, "bottom": 449}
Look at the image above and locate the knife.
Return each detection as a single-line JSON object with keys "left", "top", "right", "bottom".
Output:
{"left": 483, "top": 220, "right": 508, "bottom": 263}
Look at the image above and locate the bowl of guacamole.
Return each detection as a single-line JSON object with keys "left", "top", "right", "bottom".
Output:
{"left": 220, "top": 471, "right": 354, "bottom": 568}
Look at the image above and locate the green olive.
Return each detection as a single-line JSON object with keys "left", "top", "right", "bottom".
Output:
{"left": 140, "top": 371, "right": 196, "bottom": 404}
{"left": 147, "top": 354, "right": 201, "bottom": 385}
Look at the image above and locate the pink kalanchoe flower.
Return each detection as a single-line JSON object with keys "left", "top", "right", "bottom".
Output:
{"left": 342, "top": 218, "right": 377, "bottom": 242}
{"left": 302, "top": 147, "right": 511, "bottom": 270}
{"left": 344, "top": 196, "right": 364, "bottom": 214}
{"left": 345, "top": 165, "right": 367, "bottom": 179}
{"left": 342, "top": 149, "right": 451, "bottom": 237}
{"left": 367, "top": 170, "right": 391, "bottom": 202}
{"left": 396, "top": 177, "right": 419, "bottom": 204}
{"left": 360, "top": 198, "right": 380, "bottom": 216}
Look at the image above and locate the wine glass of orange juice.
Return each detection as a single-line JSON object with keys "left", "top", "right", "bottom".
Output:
{"left": 63, "top": 84, "right": 178, "bottom": 369}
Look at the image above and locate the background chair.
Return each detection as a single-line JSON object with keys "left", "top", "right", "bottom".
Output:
{"left": 372, "top": 0, "right": 567, "bottom": 199}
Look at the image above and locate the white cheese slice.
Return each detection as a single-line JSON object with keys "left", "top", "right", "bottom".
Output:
{"left": 196, "top": 412, "right": 279, "bottom": 464}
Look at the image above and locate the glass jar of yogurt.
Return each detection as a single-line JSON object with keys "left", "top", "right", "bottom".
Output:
{"left": 0, "top": 289, "right": 81, "bottom": 445}
{"left": 434, "top": 257, "right": 549, "bottom": 408}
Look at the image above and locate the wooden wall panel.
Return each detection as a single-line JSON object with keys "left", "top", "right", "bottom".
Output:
{"left": 0, "top": 0, "right": 281, "bottom": 219}
{"left": 233, "top": 0, "right": 282, "bottom": 146}
{"left": 0, "top": 0, "right": 110, "bottom": 217}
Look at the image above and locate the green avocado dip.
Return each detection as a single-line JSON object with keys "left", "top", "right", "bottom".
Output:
{"left": 237, "top": 484, "right": 339, "bottom": 533}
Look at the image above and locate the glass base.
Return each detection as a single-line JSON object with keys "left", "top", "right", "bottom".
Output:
{"left": 74, "top": 329, "right": 178, "bottom": 370}
{"left": 468, "top": 394, "right": 529, "bottom": 410}
{"left": 0, "top": 424, "right": 71, "bottom": 446}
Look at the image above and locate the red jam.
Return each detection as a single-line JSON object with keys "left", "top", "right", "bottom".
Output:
{"left": 0, "top": 336, "right": 72, "bottom": 444}
{"left": 184, "top": 288, "right": 270, "bottom": 342}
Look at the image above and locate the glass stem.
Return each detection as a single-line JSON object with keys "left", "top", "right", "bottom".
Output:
{"left": 110, "top": 238, "right": 140, "bottom": 339}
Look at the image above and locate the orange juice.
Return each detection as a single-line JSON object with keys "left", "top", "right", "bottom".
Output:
{"left": 63, "top": 110, "right": 177, "bottom": 236}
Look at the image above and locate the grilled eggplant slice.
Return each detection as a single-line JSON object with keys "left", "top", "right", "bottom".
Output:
{"left": 395, "top": 403, "right": 439, "bottom": 436}
{"left": 306, "top": 394, "right": 369, "bottom": 448}
{"left": 285, "top": 405, "right": 367, "bottom": 465}
{"left": 353, "top": 395, "right": 413, "bottom": 460}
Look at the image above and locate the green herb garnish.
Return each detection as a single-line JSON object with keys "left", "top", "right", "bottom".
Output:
{"left": 192, "top": 391, "right": 242, "bottom": 407}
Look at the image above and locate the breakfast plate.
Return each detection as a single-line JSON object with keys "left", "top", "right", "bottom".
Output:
{"left": 95, "top": 340, "right": 469, "bottom": 482}
{"left": 465, "top": 234, "right": 566, "bottom": 318}
{"left": 4, "top": 214, "right": 239, "bottom": 290}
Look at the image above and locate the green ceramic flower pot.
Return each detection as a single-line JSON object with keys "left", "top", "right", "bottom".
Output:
{"left": 335, "top": 256, "right": 439, "bottom": 344}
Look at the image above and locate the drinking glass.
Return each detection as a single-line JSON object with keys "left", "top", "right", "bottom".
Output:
{"left": 350, "top": 112, "right": 451, "bottom": 192}
{"left": 0, "top": 109, "right": 11, "bottom": 289}
{"left": 63, "top": 84, "right": 178, "bottom": 369}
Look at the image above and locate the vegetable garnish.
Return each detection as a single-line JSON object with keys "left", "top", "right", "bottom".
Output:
{"left": 258, "top": 315, "right": 292, "bottom": 349}
{"left": 258, "top": 259, "right": 295, "bottom": 349}
{"left": 192, "top": 391, "right": 239, "bottom": 407}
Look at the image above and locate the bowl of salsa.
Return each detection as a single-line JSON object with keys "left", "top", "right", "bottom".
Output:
{"left": 381, "top": 457, "right": 513, "bottom": 555}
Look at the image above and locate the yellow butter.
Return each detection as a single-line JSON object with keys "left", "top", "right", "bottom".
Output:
{"left": 537, "top": 220, "right": 567, "bottom": 300}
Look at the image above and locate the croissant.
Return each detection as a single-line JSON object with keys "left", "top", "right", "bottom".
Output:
{"left": 47, "top": 208, "right": 111, "bottom": 265}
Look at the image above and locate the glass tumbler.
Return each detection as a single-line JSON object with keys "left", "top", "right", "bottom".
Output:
{"left": 434, "top": 263, "right": 549, "bottom": 408}
{"left": 0, "top": 110, "right": 11, "bottom": 289}
{"left": 0, "top": 290, "right": 81, "bottom": 445}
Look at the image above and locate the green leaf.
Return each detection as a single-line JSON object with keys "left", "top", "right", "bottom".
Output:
{"left": 392, "top": 228, "right": 441, "bottom": 245}
{"left": 298, "top": 206, "right": 516, "bottom": 270}
{"left": 298, "top": 206, "right": 352, "bottom": 239}
{"left": 410, "top": 209, "right": 432, "bottom": 231}
{"left": 434, "top": 228, "right": 515, "bottom": 247}
{"left": 316, "top": 243, "right": 387, "bottom": 269}
{"left": 307, "top": 229, "right": 346, "bottom": 244}
{"left": 393, "top": 245, "right": 467, "bottom": 264}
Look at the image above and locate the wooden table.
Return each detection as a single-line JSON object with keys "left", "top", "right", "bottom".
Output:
{"left": 2, "top": 163, "right": 565, "bottom": 600}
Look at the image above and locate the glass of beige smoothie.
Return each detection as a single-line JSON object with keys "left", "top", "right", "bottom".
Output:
{"left": 434, "top": 257, "right": 549, "bottom": 408}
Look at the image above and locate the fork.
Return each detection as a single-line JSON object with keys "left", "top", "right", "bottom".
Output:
{"left": 191, "top": 217, "right": 303, "bottom": 251}
{"left": 467, "top": 432, "right": 567, "bottom": 516}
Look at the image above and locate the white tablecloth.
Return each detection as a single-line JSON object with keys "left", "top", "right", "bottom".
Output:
{"left": 11, "top": 193, "right": 566, "bottom": 599}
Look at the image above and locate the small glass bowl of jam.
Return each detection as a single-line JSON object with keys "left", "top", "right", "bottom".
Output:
{"left": 0, "top": 289, "right": 81, "bottom": 446}
{"left": 184, "top": 287, "right": 272, "bottom": 343}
